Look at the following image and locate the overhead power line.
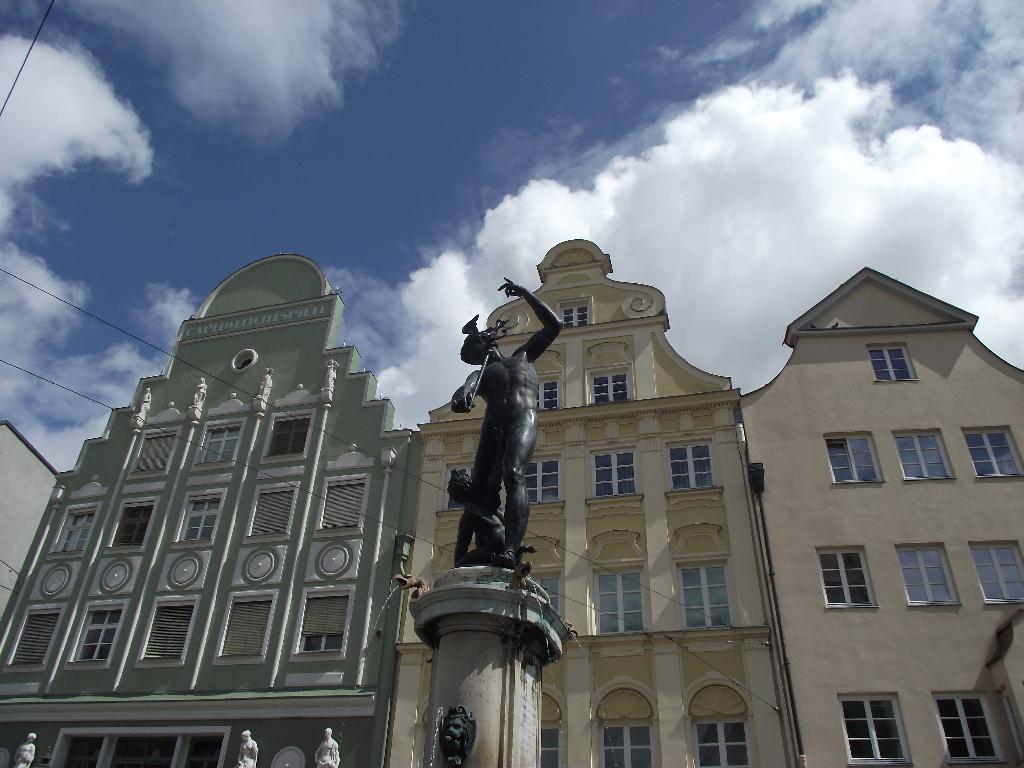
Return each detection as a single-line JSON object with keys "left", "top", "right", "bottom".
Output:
{"left": 0, "top": 0, "right": 57, "bottom": 123}
{"left": 0, "top": 356, "right": 779, "bottom": 712}
{"left": 0, "top": 265, "right": 728, "bottom": 629}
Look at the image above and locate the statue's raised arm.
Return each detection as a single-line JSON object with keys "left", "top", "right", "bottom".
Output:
{"left": 499, "top": 278, "right": 561, "bottom": 361}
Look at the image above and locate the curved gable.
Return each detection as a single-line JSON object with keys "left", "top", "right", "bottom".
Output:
{"left": 197, "top": 254, "right": 330, "bottom": 318}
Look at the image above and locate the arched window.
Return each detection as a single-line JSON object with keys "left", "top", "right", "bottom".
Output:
{"left": 540, "top": 692, "right": 563, "bottom": 768}
{"left": 597, "top": 688, "right": 654, "bottom": 768}
{"left": 690, "top": 684, "right": 750, "bottom": 768}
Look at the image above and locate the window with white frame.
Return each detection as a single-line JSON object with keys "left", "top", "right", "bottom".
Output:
{"left": 818, "top": 550, "right": 873, "bottom": 606}
{"left": 11, "top": 610, "right": 59, "bottom": 665}
{"left": 198, "top": 424, "right": 241, "bottom": 464}
{"left": 59, "top": 508, "right": 95, "bottom": 552}
{"left": 445, "top": 465, "right": 471, "bottom": 509}
{"left": 935, "top": 695, "right": 998, "bottom": 762}
{"left": 113, "top": 503, "right": 153, "bottom": 547}
{"left": 895, "top": 433, "right": 950, "bottom": 479}
{"left": 594, "top": 452, "right": 636, "bottom": 497}
{"left": 181, "top": 497, "right": 220, "bottom": 542}
{"left": 592, "top": 372, "right": 628, "bottom": 404}
{"left": 1002, "top": 692, "right": 1024, "bottom": 760}
{"left": 537, "top": 379, "right": 560, "bottom": 410}
{"left": 964, "top": 430, "right": 1021, "bottom": 477}
{"left": 134, "top": 433, "right": 175, "bottom": 473}
{"left": 681, "top": 564, "right": 730, "bottom": 628}
{"left": 250, "top": 488, "right": 296, "bottom": 536}
{"left": 538, "top": 575, "right": 560, "bottom": 614}
{"left": 971, "top": 544, "right": 1024, "bottom": 602}
{"left": 527, "top": 459, "right": 559, "bottom": 503}
{"left": 321, "top": 480, "right": 366, "bottom": 529}
{"left": 299, "top": 593, "right": 349, "bottom": 652}
{"left": 143, "top": 603, "right": 194, "bottom": 660}
{"left": 869, "top": 346, "right": 914, "bottom": 381}
{"left": 266, "top": 415, "right": 311, "bottom": 457}
{"left": 596, "top": 572, "right": 643, "bottom": 633}
{"left": 840, "top": 697, "right": 908, "bottom": 762}
{"left": 695, "top": 721, "right": 749, "bottom": 768}
{"left": 668, "top": 444, "right": 713, "bottom": 489}
{"left": 826, "top": 437, "right": 879, "bottom": 482}
{"left": 221, "top": 597, "right": 272, "bottom": 657}
{"left": 540, "top": 727, "right": 560, "bottom": 768}
{"left": 897, "top": 547, "right": 954, "bottom": 604}
{"left": 561, "top": 304, "right": 589, "bottom": 327}
{"left": 78, "top": 607, "right": 121, "bottom": 661}
{"left": 601, "top": 724, "right": 651, "bottom": 768}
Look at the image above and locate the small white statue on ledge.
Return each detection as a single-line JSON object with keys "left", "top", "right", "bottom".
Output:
{"left": 189, "top": 377, "right": 208, "bottom": 421}
{"left": 322, "top": 359, "right": 339, "bottom": 402}
{"left": 235, "top": 730, "right": 258, "bottom": 768}
{"left": 130, "top": 388, "right": 151, "bottom": 431}
{"left": 13, "top": 733, "right": 36, "bottom": 768}
{"left": 314, "top": 728, "right": 339, "bottom": 768}
{"left": 254, "top": 368, "right": 273, "bottom": 413}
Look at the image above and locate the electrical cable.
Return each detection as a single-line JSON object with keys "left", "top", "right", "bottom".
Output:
{"left": 1, "top": 354, "right": 780, "bottom": 711}
{"left": 0, "top": 265, "right": 732, "bottom": 630}
{"left": 0, "top": 0, "right": 57, "bottom": 122}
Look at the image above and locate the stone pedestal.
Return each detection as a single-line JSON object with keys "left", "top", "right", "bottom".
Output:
{"left": 410, "top": 567, "right": 568, "bottom": 768}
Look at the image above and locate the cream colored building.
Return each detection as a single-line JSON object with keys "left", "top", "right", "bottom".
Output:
{"left": 387, "top": 240, "right": 791, "bottom": 768}
{"left": 741, "top": 268, "right": 1024, "bottom": 767}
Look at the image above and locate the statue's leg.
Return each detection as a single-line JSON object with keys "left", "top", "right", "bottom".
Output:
{"left": 454, "top": 514, "right": 471, "bottom": 565}
{"left": 470, "top": 423, "right": 502, "bottom": 511}
{"left": 502, "top": 411, "right": 537, "bottom": 554}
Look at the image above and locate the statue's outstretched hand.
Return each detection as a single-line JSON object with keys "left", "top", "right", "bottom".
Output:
{"left": 451, "top": 386, "right": 474, "bottom": 413}
{"left": 499, "top": 277, "right": 527, "bottom": 298}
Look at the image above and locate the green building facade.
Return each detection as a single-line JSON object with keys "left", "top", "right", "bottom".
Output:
{"left": 0, "top": 255, "right": 420, "bottom": 768}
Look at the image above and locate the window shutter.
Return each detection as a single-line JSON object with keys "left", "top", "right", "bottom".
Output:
{"left": 251, "top": 489, "right": 295, "bottom": 535}
{"left": 222, "top": 600, "right": 272, "bottom": 656}
{"left": 302, "top": 595, "right": 348, "bottom": 636}
{"left": 136, "top": 435, "right": 175, "bottom": 472}
{"left": 144, "top": 604, "right": 194, "bottom": 659}
{"left": 12, "top": 612, "right": 59, "bottom": 665}
{"left": 322, "top": 482, "right": 365, "bottom": 528}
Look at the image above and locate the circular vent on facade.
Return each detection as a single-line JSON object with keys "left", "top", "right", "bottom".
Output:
{"left": 232, "top": 348, "right": 258, "bottom": 371}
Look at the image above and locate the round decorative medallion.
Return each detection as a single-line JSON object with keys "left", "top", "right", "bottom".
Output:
{"left": 168, "top": 553, "right": 201, "bottom": 589}
{"left": 316, "top": 544, "right": 350, "bottom": 579}
{"left": 271, "top": 747, "right": 304, "bottom": 768}
{"left": 100, "top": 560, "right": 131, "bottom": 593}
{"left": 41, "top": 565, "right": 71, "bottom": 597}
{"left": 244, "top": 549, "right": 277, "bottom": 583}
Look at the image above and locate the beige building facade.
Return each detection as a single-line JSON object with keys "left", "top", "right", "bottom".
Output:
{"left": 742, "top": 268, "right": 1024, "bottom": 767}
{"left": 387, "top": 240, "right": 791, "bottom": 768}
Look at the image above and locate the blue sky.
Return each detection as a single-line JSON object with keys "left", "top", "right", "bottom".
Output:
{"left": 1, "top": 0, "right": 1023, "bottom": 469}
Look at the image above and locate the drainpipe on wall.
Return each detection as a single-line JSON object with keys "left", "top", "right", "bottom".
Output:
{"left": 748, "top": 459, "right": 806, "bottom": 766}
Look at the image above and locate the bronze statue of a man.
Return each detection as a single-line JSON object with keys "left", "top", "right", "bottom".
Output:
{"left": 451, "top": 277, "right": 561, "bottom": 567}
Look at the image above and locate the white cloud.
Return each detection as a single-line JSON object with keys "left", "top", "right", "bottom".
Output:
{"left": 753, "top": 0, "right": 1024, "bottom": 161}
{"left": 0, "top": 37, "right": 156, "bottom": 470}
{"left": 136, "top": 283, "right": 199, "bottom": 347}
{"left": 361, "top": 75, "right": 1024, "bottom": 429}
{"left": 0, "top": 36, "right": 152, "bottom": 230}
{"left": 74, "top": 0, "right": 403, "bottom": 138}
{"left": 0, "top": 247, "right": 160, "bottom": 471}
